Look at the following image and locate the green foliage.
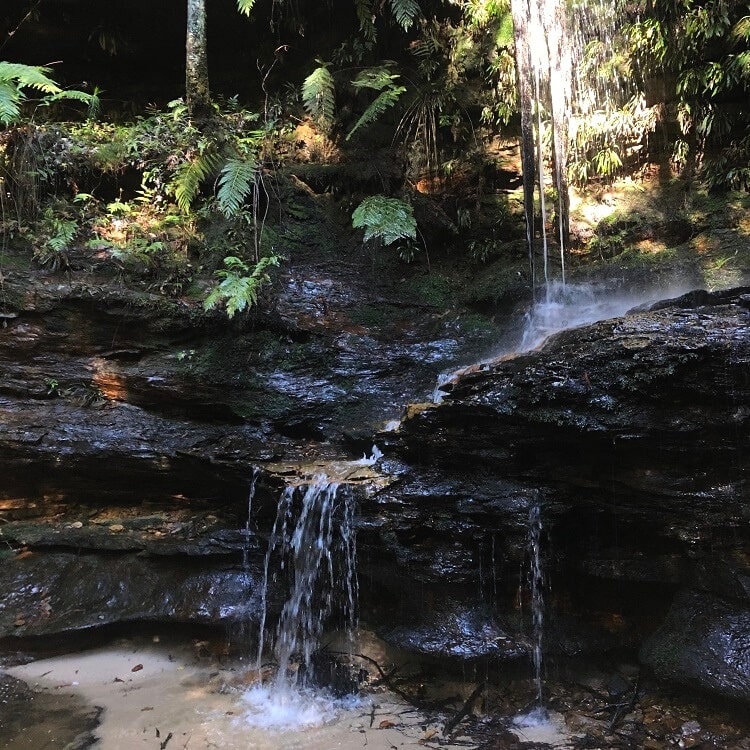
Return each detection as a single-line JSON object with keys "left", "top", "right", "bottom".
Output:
{"left": 217, "top": 157, "right": 258, "bottom": 217}
{"left": 302, "top": 65, "right": 336, "bottom": 128}
{"left": 352, "top": 195, "right": 417, "bottom": 246}
{"left": 347, "top": 67, "right": 406, "bottom": 140}
{"left": 0, "top": 61, "right": 97, "bottom": 126}
{"left": 173, "top": 148, "right": 223, "bottom": 213}
{"left": 204, "top": 254, "right": 281, "bottom": 318}
{"left": 32, "top": 207, "right": 78, "bottom": 270}
{"left": 236, "top": 0, "right": 256, "bottom": 16}
{"left": 389, "top": 0, "right": 421, "bottom": 31}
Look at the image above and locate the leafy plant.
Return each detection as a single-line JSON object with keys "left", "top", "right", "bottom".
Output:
{"left": 352, "top": 195, "right": 417, "bottom": 246}
{"left": 32, "top": 207, "right": 78, "bottom": 270}
{"left": 217, "top": 156, "right": 258, "bottom": 217}
{"left": 172, "top": 147, "right": 223, "bottom": 213}
{"left": 204, "top": 254, "right": 280, "bottom": 318}
{"left": 302, "top": 64, "right": 336, "bottom": 129}
{"left": 346, "top": 66, "right": 406, "bottom": 141}
{"left": 0, "top": 61, "right": 97, "bottom": 126}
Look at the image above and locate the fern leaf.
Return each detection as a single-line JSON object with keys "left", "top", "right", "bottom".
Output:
{"left": 237, "top": 0, "right": 256, "bottom": 16}
{"left": 355, "top": 0, "right": 376, "bottom": 41}
{"left": 351, "top": 65, "right": 399, "bottom": 91}
{"left": 204, "top": 254, "right": 280, "bottom": 318}
{"left": 352, "top": 195, "right": 417, "bottom": 246}
{"left": 0, "top": 80, "right": 22, "bottom": 126}
{"left": 173, "top": 149, "right": 222, "bottom": 213}
{"left": 217, "top": 157, "right": 257, "bottom": 217}
{"left": 0, "top": 62, "right": 61, "bottom": 94}
{"left": 388, "top": 0, "right": 420, "bottom": 31}
{"left": 302, "top": 65, "right": 335, "bottom": 126}
{"left": 346, "top": 86, "right": 406, "bottom": 140}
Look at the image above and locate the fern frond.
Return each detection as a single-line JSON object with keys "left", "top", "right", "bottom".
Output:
{"left": 217, "top": 156, "right": 257, "bottom": 217}
{"left": 346, "top": 85, "right": 406, "bottom": 140}
{"left": 733, "top": 15, "right": 750, "bottom": 41}
{"left": 351, "top": 65, "right": 399, "bottom": 91}
{"left": 204, "top": 254, "right": 281, "bottom": 318}
{"left": 173, "top": 148, "right": 223, "bottom": 213}
{"left": 237, "top": 0, "right": 256, "bottom": 16}
{"left": 355, "top": 0, "right": 376, "bottom": 41}
{"left": 0, "top": 80, "right": 22, "bottom": 125}
{"left": 389, "top": 0, "right": 421, "bottom": 31}
{"left": 352, "top": 195, "right": 417, "bottom": 246}
{"left": 0, "top": 62, "right": 61, "bottom": 95}
{"left": 302, "top": 65, "right": 336, "bottom": 126}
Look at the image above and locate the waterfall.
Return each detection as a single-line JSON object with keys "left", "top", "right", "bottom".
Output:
{"left": 256, "top": 476, "right": 358, "bottom": 695}
{"left": 528, "top": 500, "right": 545, "bottom": 712}
{"left": 510, "top": 0, "right": 617, "bottom": 296}
{"left": 241, "top": 468, "right": 260, "bottom": 570}
{"left": 514, "top": 495, "right": 549, "bottom": 727}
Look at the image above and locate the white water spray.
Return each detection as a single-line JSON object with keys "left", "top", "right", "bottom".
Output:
{"left": 247, "top": 473, "right": 359, "bottom": 729}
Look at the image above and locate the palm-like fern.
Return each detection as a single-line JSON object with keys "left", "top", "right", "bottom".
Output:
{"left": 172, "top": 148, "right": 223, "bottom": 213}
{"left": 0, "top": 61, "right": 97, "bottom": 126}
{"left": 204, "top": 254, "right": 280, "bottom": 318}
{"left": 302, "top": 64, "right": 336, "bottom": 127}
{"left": 217, "top": 156, "right": 257, "bottom": 217}
{"left": 236, "top": 0, "right": 256, "bottom": 16}
{"left": 352, "top": 195, "right": 417, "bottom": 246}
{"left": 347, "top": 81, "right": 406, "bottom": 141}
{"left": 389, "top": 0, "right": 421, "bottom": 31}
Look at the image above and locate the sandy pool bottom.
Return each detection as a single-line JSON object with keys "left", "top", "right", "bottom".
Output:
{"left": 6, "top": 639, "right": 476, "bottom": 750}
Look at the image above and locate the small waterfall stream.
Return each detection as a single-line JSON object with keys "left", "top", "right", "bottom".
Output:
{"left": 528, "top": 499, "right": 546, "bottom": 716}
{"left": 510, "top": 0, "right": 620, "bottom": 295}
{"left": 257, "top": 477, "right": 357, "bottom": 690}
{"left": 244, "top": 469, "right": 363, "bottom": 728}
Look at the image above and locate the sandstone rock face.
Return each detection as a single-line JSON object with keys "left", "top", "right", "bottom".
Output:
{"left": 363, "top": 288, "right": 750, "bottom": 700}
{"left": 1, "top": 278, "right": 749, "bottom": 705}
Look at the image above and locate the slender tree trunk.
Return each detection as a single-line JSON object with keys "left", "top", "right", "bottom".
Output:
{"left": 186, "top": 0, "right": 211, "bottom": 121}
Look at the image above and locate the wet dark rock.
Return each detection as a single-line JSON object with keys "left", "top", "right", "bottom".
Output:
{"left": 0, "top": 551, "right": 262, "bottom": 638}
{"left": 380, "top": 602, "right": 526, "bottom": 661}
{"left": 641, "top": 589, "right": 750, "bottom": 702}
{"left": 363, "top": 289, "right": 750, "bottom": 695}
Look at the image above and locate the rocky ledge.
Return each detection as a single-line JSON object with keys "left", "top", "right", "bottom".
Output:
{"left": 365, "top": 288, "right": 750, "bottom": 702}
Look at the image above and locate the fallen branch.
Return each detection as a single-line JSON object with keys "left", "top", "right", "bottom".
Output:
{"left": 443, "top": 683, "right": 484, "bottom": 737}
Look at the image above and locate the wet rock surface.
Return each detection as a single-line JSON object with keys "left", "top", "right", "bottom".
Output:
{"left": 365, "top": 288, "right": 750, "bottom": 703}
{"left": 2, "top": 257, "right": 750, "bottom": 725}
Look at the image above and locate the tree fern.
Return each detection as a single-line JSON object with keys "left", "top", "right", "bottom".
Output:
{"left": 355, "top": 0, "right": 376, "bottom": 42}
{"left": 0, "top": 61, "right": 60, "bottom": 126}
{"left": 352, "top": 195, "right": 417, "bottom": 246}
{"left": 0, "top": 62, "right": 61, "bottom": 95}
{"left": 389, "top": 0, "right": 421, "bottom": 31}
{"left": 173, "top": 148, "right": 223, "bottom": 213}
{"left": 237, "top": 0, "right": 256, "bottom": 16}
{"left": 217, "top": 156, "right": 257, "bottom": 217}
{"left": 0, "top": 61, "right": 97, "bottom": 125}
{"left": 351, "top": 65, "right": 399, "bottom": 91}
{"left": 347, "top": 86, "right": 406, "bottom": 140}
{"left": 302, "top": 64, "right": 335, "bottom": 127}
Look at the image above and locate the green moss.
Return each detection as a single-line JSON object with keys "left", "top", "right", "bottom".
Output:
{"left": 401, "top": 274, "right": 454, "bottom": 308}
{"left": 349, "top": 303, "right": 401, "bottom": 328}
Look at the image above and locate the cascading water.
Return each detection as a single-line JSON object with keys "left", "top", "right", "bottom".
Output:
{"left": 514, "top": 496, "right": 549, "bottom": 727}
{"left": 257, "top": 477, "right": 357, "bottom": 689}
{"left": 244, "top": 473, "right": 359, "bottom": 728}
{"left": 510, "top": 0, "right": 620, "bottom": 296}
{"left": 241, "top": 467, "right": 259, "bottom": 570}
{"left": 528, "top": 499, "right": 545, "bottom": 714}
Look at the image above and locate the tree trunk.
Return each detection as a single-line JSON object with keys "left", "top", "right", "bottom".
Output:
{"left": 186, "top": 0, "right": 211, "bottom": 121}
